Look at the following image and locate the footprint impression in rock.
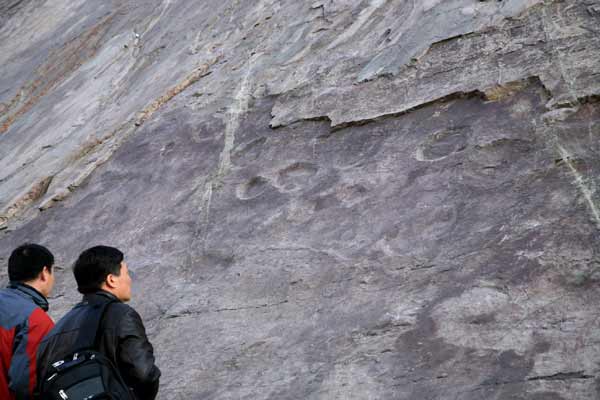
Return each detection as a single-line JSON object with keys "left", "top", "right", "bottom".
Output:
{"left": 236, "top": 162, "right": 320, "bottom": 201}
{"left": 416, "top": 129, "right": 468, "bottom": 162}
{"left": 276, "top": 162, "right": 319, "bottom": 192}
{"left": 236, "top": 176, "right": 271, "bottom": 200}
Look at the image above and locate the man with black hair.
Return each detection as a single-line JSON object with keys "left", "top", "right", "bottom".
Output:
{"left": 0, "top": 243, "right": 55, "bottom": 400}
{"left": 37, "top": 245, "right": 160, "bottom": 400}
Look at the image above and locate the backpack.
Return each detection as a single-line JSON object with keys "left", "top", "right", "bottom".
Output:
{"left": 39, "top": 300, "right": 134, "bottom": 400}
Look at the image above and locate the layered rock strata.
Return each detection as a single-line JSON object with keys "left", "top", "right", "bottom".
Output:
{"left": 1, "top": 1, "right": 599, "bottom": 399}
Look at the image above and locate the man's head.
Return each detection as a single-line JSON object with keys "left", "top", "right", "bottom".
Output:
{"left": 8, "top": 243, "right": 55, "bottom": 297}
{"left": 73, "top": 245, "right": 132, "bottom": 302}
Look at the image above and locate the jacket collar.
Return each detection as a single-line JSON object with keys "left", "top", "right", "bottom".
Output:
{"left": 82, "top": 290, "right": 120, "bottom": 305}
{"left": 8, "top": 282, "right": 49, "bottom": 311}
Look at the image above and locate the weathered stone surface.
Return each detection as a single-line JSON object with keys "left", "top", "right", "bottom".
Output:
{"left": 1, "top": 0, "right": 600, "bottom": 399}
{"left": 270, "top": 1, "right": 600, "bottom": 127}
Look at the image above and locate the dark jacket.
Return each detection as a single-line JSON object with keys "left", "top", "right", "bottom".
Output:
{"left": 36, "top": 291, "right": 160, "bottom": 400}
{"left": 0, "top": 283, "right": 54, "bottom": 400}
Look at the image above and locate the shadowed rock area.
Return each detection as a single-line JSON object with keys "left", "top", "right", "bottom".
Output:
{"left": 1, "top": 0, "right": 600, "bottom": 399}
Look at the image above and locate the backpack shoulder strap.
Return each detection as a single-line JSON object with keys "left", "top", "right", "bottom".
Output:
{"left": 72, "top": 298, "right": 116, "bottom": 352}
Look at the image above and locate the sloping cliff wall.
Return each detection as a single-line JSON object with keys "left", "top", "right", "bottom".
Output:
{"left": 1, "top": 1, "right": 600, "bottom": 398}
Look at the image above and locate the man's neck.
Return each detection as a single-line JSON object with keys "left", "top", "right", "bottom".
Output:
{"left": 23, "top": 280, "right": 47, "bottom": 298}
{"left": 9, "top": 282, "right": 49, "bottom": 310}
{"left": 99, "top": 286, "right": 124, "bottom": 302}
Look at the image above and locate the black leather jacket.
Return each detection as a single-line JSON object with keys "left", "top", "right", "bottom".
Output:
{"left": 37, "top": 291, "right": 161, "bottom": 399}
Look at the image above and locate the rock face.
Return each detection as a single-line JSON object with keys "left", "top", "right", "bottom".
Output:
{"left": 1, "top": 0, "right": 600, "bottom": 398}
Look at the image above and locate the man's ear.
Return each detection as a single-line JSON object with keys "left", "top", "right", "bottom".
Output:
{"left": 105, "top": 273, "right": 118, "bottom": 289}
{"left": 39, "top": 266, "right": 51, "bottom": 282}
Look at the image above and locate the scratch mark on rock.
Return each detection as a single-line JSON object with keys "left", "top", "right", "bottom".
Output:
{"left": 190, "top": 53, "right": 258, "bottom": 258}
{"left": 556, "top": 143, "right": 600, "bottom": 228}
{"left": 527, "top": 371, "right": 594, "bottom": 381}
{"left": 261, "top": 244, "right": 351, "bottom": 262}
{"left": 164, "top": 299, "right": 289, "bottom": 319}
{"left": 217, "top": 53, "right": 258, "bottom": 179}
{"left": 213, "top": 299, "right": 289, "bottom": 313}
{"left": 199, "top": 181, "right": 213, "bottom": 249}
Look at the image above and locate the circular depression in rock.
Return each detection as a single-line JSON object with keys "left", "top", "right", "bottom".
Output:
{"left": 277, "top": 162, "right": 319, "bottom": 191}
{"left": 236, "top": 176, "right": 271, "bottom": 200}
{"left": 416, "top": 130, "right": 468, "bottom": 161}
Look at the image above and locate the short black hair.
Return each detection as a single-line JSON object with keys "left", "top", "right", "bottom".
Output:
{"left": 73, "top": 246, "right": 123, "bottom": 294}
{"left": 8, "top": 243, "right": 54, "bottom": 282}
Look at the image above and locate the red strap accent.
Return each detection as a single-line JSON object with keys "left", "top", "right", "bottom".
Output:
{"left": 26, "top": 309, "right": 54, "bottom": 396}
{"left": 0, "top": 326, "right": 16, "bottom": 400}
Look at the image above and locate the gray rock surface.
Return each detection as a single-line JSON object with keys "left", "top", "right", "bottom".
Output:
{"left": 1, "top": 0, "right": 600, "bottom": 398}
